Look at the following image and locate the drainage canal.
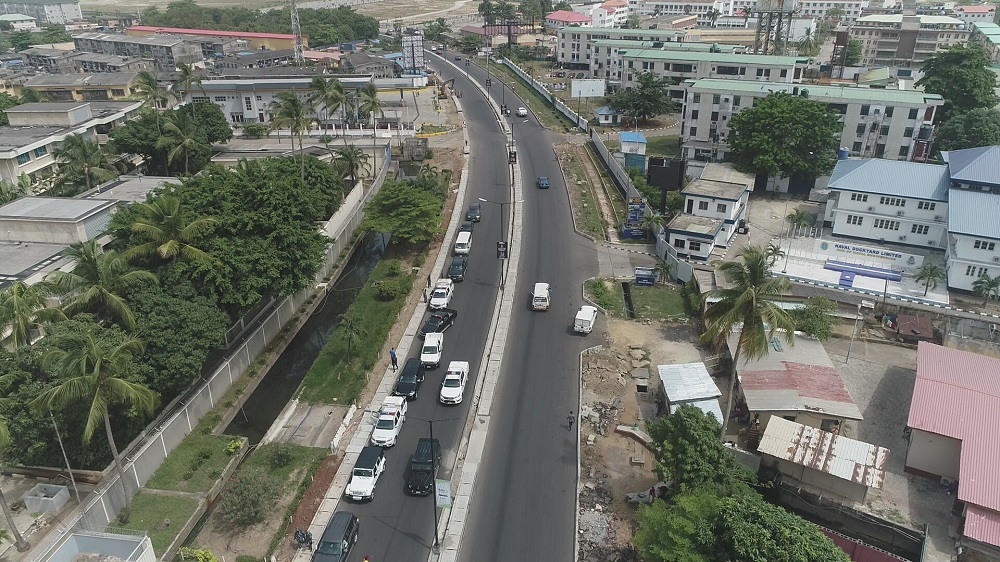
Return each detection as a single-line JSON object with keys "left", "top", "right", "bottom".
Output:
{"left": 622, "top": 282, "right": 635, "bottom": 319}
{"left": 224, "top": 233, "right": 388, "bottom": 444}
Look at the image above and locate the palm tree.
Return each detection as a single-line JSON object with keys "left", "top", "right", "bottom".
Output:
{"left": 702, "top": 245, "right": 795, "bottom": 438}
{"left": 0, "top": 176, "right": 27, "bottom": 205}
{"left": 973, "top": 273, "right": 1000, "bottom": 307}
{"left": 640, "top": 213, "right": 664, "bottom": 243}
{"left": 156, "top": 111, "right": 209, "bottom": 176}
{"left": 0, "top": 410, "right": 30, "bottom": 551}
{"left": 131, "top": 71, "right": 170, "bottom": 130}
{"left": 122, "top": 196, "right": 216, "bottom": 264}
{"left": 913, "top": 263, "right": 946, "bottom": 297}
{"left": 0, "top": 281, "right": 66, "bottom": 349}
{"left": 44, "top": 240, "right": 157, "bottom": 330}
{"left": 706, "top": 7, "right": 721, "bottom": 26}
{"left": 335, "top": 146, "right": 371, "bottom": 188}
{"left": 654, "top": 259, "right": 674, "bottom": 283}
{"left": 797, "top": 27, "right": 818, "bottom": 56}
{"left": 764, "top": 242, "right": 785, "bottom": 267}
{"left": 340, "top": 310, "right": 367, "bottom": 376}
{"left": 786, "top": 209, "right": 814, "bottom": 237}
{"left": 269, "top": 91, "right": 316, "bottom": 180}
{"left": 309, "top": 76, "right": 347, "bottom": 140}
{"left": 52, "top": 134, "right": 118, "bottom": 193}
{"left": 358, "top": 84, "right": 384, "bottom": 140}
{"left": 31, "top": 330, "right": 159, "bottom": 521}
{"left": 173, "top": 63, "right": 205, "bottom": 118}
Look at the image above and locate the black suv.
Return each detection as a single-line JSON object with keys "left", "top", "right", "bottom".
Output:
{"left": 448, "top": 256, "right": 468, "bottom": 281}
{"left": 313, "top": 511, "right": 359, "bottom": 562}
{"left": 407, "top": 438, "right": 441, "bottom": 495}
{"left": 392, "top": 358, "right": 425, "bottom": 400}
{"left": 466, "top": 203, "right": 482, "bottom": 222}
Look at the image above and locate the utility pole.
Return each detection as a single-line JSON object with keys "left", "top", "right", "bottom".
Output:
{"left": 289, "top": 0, "right": 304, "bottom": 65}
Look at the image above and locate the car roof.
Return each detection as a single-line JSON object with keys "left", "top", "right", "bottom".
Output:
{"left": 425, "top": 332, "right": 443, "bottom": 343}
{"left": 322, "top": 511, "right": 357, "bottom": 540}
{"left": 447, "top": 360, "right": 470, "bottom": 371}
{"left": 357, "top": 446, "right": 383, "bottom": 467}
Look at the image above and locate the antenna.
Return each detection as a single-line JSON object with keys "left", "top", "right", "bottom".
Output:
{"left": 290, "top": 0, "right": 304, "bottom": 65}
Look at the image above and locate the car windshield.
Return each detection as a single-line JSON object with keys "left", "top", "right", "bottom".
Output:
{"left": 399, "top": 373, "right": 417, "bottom": 383}
{"left": 432, "top": 289, "right": 447, "bottom": 297}
{"left": 422, "top": 345, "right": 438, "bottom": 354}
{"left": 316, "top": 540, "right": 343, "bottom": 556}
{"left": 353, "top": 468, "right": 372, "bottom": 478}
{"left": 412, "top": 460, "right": 433, "bottom": 472}
{"left": 443, "top": 377, "right": 461, "bottom": 387}
{"left": 375, "top": 417, "right": 395, "bottom": 430}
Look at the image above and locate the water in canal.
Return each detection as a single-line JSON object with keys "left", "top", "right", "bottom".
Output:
{"left": 224, "top": 233, "right": 388, "bottom": 444}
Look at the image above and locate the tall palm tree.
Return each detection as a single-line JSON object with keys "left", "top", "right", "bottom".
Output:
{"left": 972, "top": 273, "right": 1000, "bottom": 307}
{"left": 269, "top": 91, "right": 316, "bottom": 180}
{"left": 122, "top": 196, "right": 216, "bottom": 264}
{"left": 335, "top": 146, "right": 371, "bottom": 188}
{"left": 653, "top": 259, "right": 674, "bottom": 283}
{"left": 339, "top": 310, "right": 367, "bottom": 377}
{"left": 640, "top": 213, "right": 664, "bottom": 243}
{"left": 308, "top": 76, "right": 347, "bottom": 139}
{"left": 52, "top": 134, "right": 118, "bottom": 193}
{"left": 785, "top": 209, "right": 814, "bottom": 238}
{"left": 913, "top": 263, "right": 946, "bottom": 297}
{"left": 0, "top": 281, "right": 65, "bottom": 349}
{"left": 156, "top": 111, "right": 209, "bottom": 176}
{"left": 173, "top": 63, "right": 205, "bottom": 117}
{"left": 131, "top": 71, "right": 170, "bottom": 131}
{"left": 764, "top": 242, "right": 785, "bottom": 267}
{"left": 31, "top": 330, "right": 159, "bottom": 521}
{"left": 702, "top": 245, "right": 795, "bottom": 438}
{"left": 0, "top": 410, "right": 30, "bottom": 551}
{"left": 44, "top": 240, "right": 157, "bottom": 330}
{"left": 706, "top": 7, "right": 721, "bottom": 26}
{"left": 358, "top": 84, "right": 384, "bottom": 131}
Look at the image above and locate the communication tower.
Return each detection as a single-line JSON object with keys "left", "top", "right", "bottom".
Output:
{"left": 290, "top": 0, "right": 304, "bottom": 65}
{"left": 752, "top": 0, "right": 795, "bottom": 56}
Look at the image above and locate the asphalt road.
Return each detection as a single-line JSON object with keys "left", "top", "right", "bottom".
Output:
{"left": 343, "top": 56, "right": 513, "bottom": 562}
{"left": 456, "top": 60, "right": 598, "bottom": 561}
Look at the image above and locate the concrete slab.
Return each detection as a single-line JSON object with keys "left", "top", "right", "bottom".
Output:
{"left": 265, "top": 403, "right": 350, "bottom": 448}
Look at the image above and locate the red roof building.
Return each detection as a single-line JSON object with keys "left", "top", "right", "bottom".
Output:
{"left": 544, "top": 10, "right": 592, "bottom": 29}
{"left": 127, "top": 26, "right": 300, "bottom": 51}
{"left": 905, "top": 342, "right": 1000, "bottom": 557}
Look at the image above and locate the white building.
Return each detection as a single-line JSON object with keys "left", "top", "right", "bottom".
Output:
{"left": 798, "top": 0, "right": 868, "bottom": 25}
{"left": 574, "top": 0, "right": 630, "bottom": 28}
{"left": 0, "top": 13, "right": 35, "bottom": 30}
{"left": 544, "top": 9, "right": 592, "bottom": 30}
{"left": 0, "top": 0, "right": 81, "bottom": 24}
{"left": 556, "top": 26, "right": 686, "bottom": 66}
{"left": 588, "top": 38, "right": 744, "bottom": 80}
{"left": 953, "top": 4, "right": 996, "bottom": 25}
{"left": 850, "top": 14, "right": 971, "bottom": 67}
{"left": 664, "top": 162, "right": 751, "bottom": 260}
{"left": 679, "top": 79, "right": 942, "bottom": 165}
{"left": 621, "top": 51, "right": 808, "bottom": 99}
{"left": 822, "top": 158, "right": 950, "bottom": 250}
{"left": 943, "top": 146, "right": 1000, "bottom": 293}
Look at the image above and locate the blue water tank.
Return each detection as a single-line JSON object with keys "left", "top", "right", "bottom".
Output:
{"left": 837, "top": 148, "right": 850, "bottom": 160}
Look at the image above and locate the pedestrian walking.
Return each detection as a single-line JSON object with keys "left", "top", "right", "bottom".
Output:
{"left": 390, "top": 348, "right": 398, "bottom": 371}
{"left": 567, "top": 411, "right": 575, "bottom": 431}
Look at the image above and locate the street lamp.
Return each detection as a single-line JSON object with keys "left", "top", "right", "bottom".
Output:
{"left": 408, "top": 416, "right": 459, "bottom": 550}
{"left": 845, "top": 302, "right": 864, "bottom": 363}
{"left": 478, "top": 197, "right": 523, "bottom": 289}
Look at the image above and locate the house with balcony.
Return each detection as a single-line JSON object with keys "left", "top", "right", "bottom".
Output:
{"left": 850, "top": 14, "right": 970, "bottom": 67}
{"left": 664, "top": 162, "right": 751, "bottom": 260}
{"left": 679, "top": 79, "right": 942, "bottom": 168}
{"left": 23, "top": 72, "right": 142, "bottom": 102}
{"left": 943, "top": 146, "right": 1000, "bottom": 293}
{"left": 822, "top": 158, "right": 950, "bottom": 250}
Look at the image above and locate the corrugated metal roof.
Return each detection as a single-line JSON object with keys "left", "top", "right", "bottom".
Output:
{"left": 618, "top": 131, "right": 646, "bottom": 144}
{"left": 827, "top": 159, "right": 949, "bottom": 202}
{"left": 658, "top": 362, "right": 720, "bottom": 403}
{"left": 943, "top": 146, "right": 1000, "bottom": 188}
{"left": 908, "top": 343, "right": 1000, "bottom": 522}
{"left": 759, "top": 417, "right": 888, "bottom": 488}
{"left": 669, "top": 398, "right": 723, "bottom": 423}
{"left": 946, "top": 188, "right": 1000, "bottom": 240}
{"left": 621, "top": 48, "right": 807, "bottom": 65}
{"left": 686, "top": 78, "right": 944, "bottom": 105}
{"left": 964, "top": 505, "right": 1000, "bottom": 547}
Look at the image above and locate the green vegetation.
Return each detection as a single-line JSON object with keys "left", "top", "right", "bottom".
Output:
{"left": 476, "top": 60, "right": 576, "bottom": 131}
{"left": 264, "top": 445, "right": 328, "bottom": 555}
{"left": 644, "top": 135, "right": 680, "bottom": 157}
{"left": 585, "top": 279, "right": 624, "bottom": 316}
{"left": 609, "top": 71, "right": 679, "bottom": 126}
{"left": 299, "top": 259, "right": 415, "bottom": 404}
{"left": 145, "top": 427, "right": 240, "bottom": 493}
{"left": 630, "top": 284, "right": 686, "bottom": 320}
{"left": 916, "top": 43, "right": 997, "bottom": 122}
{"left": 117, "top": 492, "right": 200, "bottom": 555}
{"left": 790, "top": 297, "right": 836, "bottom": 341}
{"left": 561, "top": 149, "right": 604, "bottom": 239}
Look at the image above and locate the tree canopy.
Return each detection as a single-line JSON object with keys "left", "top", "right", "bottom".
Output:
{"left": 790, "top": 296, "right": 836, "bottom": 340}
{"left": 108, "top": 102, "right": 230, "bottom": 176}
{"left": 727, "top": 92, "right": 840, "bottom": 180}
{"left": 610, "top": 72, "right": 678, "bottom": 125}
{"left": 916, "top": 43, "right": 998, "bottom": 122}
{"left": 0, "top": 93, "right": 22, "bottom": 126}
{"left": 361, "top": 178, "right": 445, "bottom": 245}
{"left": 935, "top": 108, "right": 1000, "bottom": 153}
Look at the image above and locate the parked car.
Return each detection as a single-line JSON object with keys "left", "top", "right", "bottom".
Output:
{"left": 459, "top": 221, "right": 475, "bottom": 233}
{"left": 313, "top": 511, "right": 359, "bottom": 562}
{"left": 393, "top": 358, "right": 425, "bottom": 400}
{"left": 406, "top": 438, "right": 441, "bottom": 495}
{"left": 421, "top": 332, "right": 444, "bottom": 369}
{"left": 448, "top": 256, "right": 468, "bottom": 281}
{"left": 369, "top": 396, "right": 407, "bottom": 447}
{"left": 466, "top": 203, "right": 482, "bottom": 222}
{"left": 420, "top": 309, "right": 457, "bottom": 337}
{"left": 537, "top": 176, "right": 550, "bottom": 189}
{"left": 344, "top": 446, "right": 385, "bottom": 501}
{"left": 429, "top": 278, "right": 454, "bottom": 309}
{"left": 439, "top": 360, "right": 470, "bottom": 405}
{"left": 516, "top": 107, "right": 528, "bottom": 117}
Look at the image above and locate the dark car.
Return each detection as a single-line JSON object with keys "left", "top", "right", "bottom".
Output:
{"left": 313, "top": 511, "right": 359, "bottom": 562}
{"left": 448, "top": 256, "right": 468, "bottom": 281}
{"left": 420, "top": 308, "right": 457, "bottom": 337}
{"left": 459, "top": 221, "right": 475, "bottom": 233}
{"left": 537, "top": 176, "right": 550, "bottom": 189}
{"left": 454, "top": 56, "right": 462, "bottom": 60}
{"left": 407, "top": 438, "right": 442, "bottom": 495}
{"left": 392, "top": 358, "right": 426, "bottom": 400}
{"left": 466, "top": 203, "right": 482, "bottom": 222}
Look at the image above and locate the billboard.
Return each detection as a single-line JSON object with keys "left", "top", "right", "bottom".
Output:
{"left": 622, "top": 197, "right": 646, "bottom": 239}
{"left": 402, "top": 33, "right": 424, "bottom": 71}
{"left": 812, "top": 239, "right": 924, "bottom": 269}
{"left": 571, "top": 78, "right": 606, "bottom": 99}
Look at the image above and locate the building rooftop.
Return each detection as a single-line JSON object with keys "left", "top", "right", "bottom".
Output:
{"left": 78, "top": 175, "right": 180, "bottom": 204}
{"left": 943, "top": 145, "right": 1000, "bottom": 188}
{"left": 618, "top": 131, "right": 646, "bottom": 144}
{"left": 685, "top": 78, "right": 945, "bottom": 105}
{"left": 593, "top": 105, "right": 620, "bottom": 116}
{"left": 621, "top": 49, "right": 807, "bottom": 65}
{"left": 907, "top": 342, "right": 1000, "bottom": 547}
{"left": 956, "top": 5, "right": 995, "bottom": 13}
{"left": 683, "top": 178, "right": 748, "bottom": 201}
{"left": 0, "top": 241, "right": 67, "bottom": 288}
{"left": 0, "top": 101, "right": 142, "bottom": 153}
{"left": 758, "top": 417, "right": 888, "bottom": 490}
{"left": 658, "top": 362, "right": 720, "bottom": 403}
{"left": 0, "top": 197, "right": 116, "bottom": 222}
{"left": 563, "top": 26, "right": 685, "bottom": 36}
{"left": 546, "top": 10, "right": 592, "bottom": 23}
{"left": 827, "top": 159, "right": 950, "bottom": 202}
{"left": 0, "top": 14, "right": 35, "bottom": 21}
{"left": 665, "top": 214, "right": 723, "bottom": 237}
{"left": 728, "top": 331, "right": 863, "bottom": 421}
{"left": 25, "top": 72, "right": 138, "bottom": 88}
{"left": 20, "top": 47, "right": 74, "bottom": 57}
{"left": 699, "top": 162, "right": 754, "bottom": 186}
{"left": 73, "top": 32, "right": 191, "bottom": 47}
{"left": 592, "top": 39, "right": 743, "bottom": 52}
{"left": 973, "top": 21, "right": 1000, "bottom": 35}
{"left": 855, "top": 13, "right": 966, "bottom": 25}
{"left": 128, "top": 26, "right": 296, "bottom": 41}
{"left": 947, "top": 188, "right": 1000, "bottom": 241}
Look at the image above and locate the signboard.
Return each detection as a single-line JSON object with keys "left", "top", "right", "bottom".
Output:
{"left": 434, "top": 479, "right": 452, "bottom": 507}
{"left": 402, "top": 33, "right": 425, "bottom": 71}
{"left": 571, "top": 78, "right": 606, "bottom": 99}
{"left": 497, "top": 241, "right": 508, "bottom": 260}
{"left": 812, "top": 240, "right": 923, "bottom": 269}
{"left": 634, "top": 267, "right": 656, "bottom": 286}
{"left": 622, "top": 197, "right": 646, "bottom": 239}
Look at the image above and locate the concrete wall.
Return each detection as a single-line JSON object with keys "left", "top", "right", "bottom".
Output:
{"left": 770, "top": 456, "right": 868, "bottom": 504}
{"left": 904, "top": 429, "right": 961, "bottom": 480}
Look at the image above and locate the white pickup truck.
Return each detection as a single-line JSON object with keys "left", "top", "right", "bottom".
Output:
{"left": 429, "top": 279, "right": 454, "bottom": 310}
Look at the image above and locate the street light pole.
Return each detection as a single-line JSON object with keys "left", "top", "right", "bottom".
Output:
{"left": 845, "top": 303, "right": 863, "bottom": 363}
{"left": 479, "top": 197, "right": 523, "bottom": 289}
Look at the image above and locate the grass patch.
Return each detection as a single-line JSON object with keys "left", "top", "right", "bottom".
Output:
{"left": 116, "top": 492, "right": 200, "bottom": 556}
{"left": 474, "top": 59, "right": 576, "bottom": 131}
{"left": 586, "top": 279, "right": 625, "bottom": 316}
{"left": 630, "top": 284, "right": 687, "bottom": 320}
{"left": 418, "top": 124, "right": 448, "bottom": 134}
{"left": 261, "top": 445, "right": 329, "bottom": 556}
{"left": 145, "top": 430, "right": 240, "bottom": 493}
{"left": 646, "top": 135, "right": 680, "bottom": 157}
{"left": 298, "top": 259, "right": 415, "bottom": 404}
{"left": 561, "top": 149, "right": 604, "bottom": 239}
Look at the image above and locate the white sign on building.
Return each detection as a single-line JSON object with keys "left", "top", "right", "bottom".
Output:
{"left": 571, "top": 78, "right": 606, "bottom": 99}
{"left": 812, "top": 239, "right": 924, "bottom": 269}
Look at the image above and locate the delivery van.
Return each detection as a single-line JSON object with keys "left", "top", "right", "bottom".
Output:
{"left": 454, "top": 231, "right": 472, "bottom": 255}
{"left": 574, "top": 305, "right": 598, "bottom": 334}
{"left": 531, "top": 282, "right": 552, "bottom": 311}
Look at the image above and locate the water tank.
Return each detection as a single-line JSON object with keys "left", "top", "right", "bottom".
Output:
{"left": 838, "top": 147, "right": 850, "bottom": 160}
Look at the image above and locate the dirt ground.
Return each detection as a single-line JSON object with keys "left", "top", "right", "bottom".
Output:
{"left": 272, "top": 454, "right": 343, "bottom": 561}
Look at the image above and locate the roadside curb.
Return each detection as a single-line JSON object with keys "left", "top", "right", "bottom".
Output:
{"left": 598, "top": 241, "right": 658, "bottom": 258}
{"left": 575, "top": 345, "right": 603, "bottom": 562}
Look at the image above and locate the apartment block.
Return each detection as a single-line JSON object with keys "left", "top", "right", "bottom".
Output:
{"left": 971, "top": 22, "right": 1000, "bottom": 64}
{"left": 679, "top": 79, "right": 941, "bottom": 164}
{"left": 798, "top": 0, "right": 868, "bottom": 25}
{"left": 20, "top": 47, "right": 77, "bottom": 73}
{"left": 573, "top": 0, "right": 629, "bottom": 28}
{"left": 953, "top": 4, "right": 996, "bottom": 25}
{"left": 72, "top": 32, "right": 203, "bottom": 70}
{"left": 619, "top": 50, "right": 807, "bottom": 98}
{"left": 944, "top": 146, "right": 1000, "bottom": 293}
{"left": 588, "top": 38, "right": 744, "bottom": 80}
{"left": 850, "top": 14, "right": 970, "bottom": 67}
{"left": 23, "top": 72, "right": 142, "bottom": 102}
{"left": 0, "top": 0, "right": 81, "bottom": 24}
{"left": 556, "top": 27, "right": 686, "bottom": 65}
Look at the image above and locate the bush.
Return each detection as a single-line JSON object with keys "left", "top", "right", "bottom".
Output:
{"left": 261, "top": 443, "right": 294, "bottom": 470}
{"left": 386, "top": 260, "right": 401, "bottom": 276}
{"left": 236, "top": 556, "right": 259, "bottom": 562}
{"left": 219, "top": 469, "right": 277, "bottom": 527}
{"left": 680, "top": 280, "right": 702, "bottom": 317}
{"left": 178, "top": 548, "right": 220, "bottom": 562}
{"left": 225, "top": 439, "right": 243, "bottom": 456}
{"left": 374, "top": 280, "right": 399, "bottom": 301}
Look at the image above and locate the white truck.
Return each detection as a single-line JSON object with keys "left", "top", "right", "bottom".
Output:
{"left": 421, "top": 332, "right": 444, "bottom": 369}
{"left": 369, "top": 396, "right": 407, "bottom": 447}
{"left": 429, "top": 279, "right": 454, "bottom": 310}
{"left": 574, "top": 305, "right": 599, "bottom": 334}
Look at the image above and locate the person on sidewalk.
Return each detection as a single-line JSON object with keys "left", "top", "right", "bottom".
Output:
{"left": 390, "top": 348, "right": 398, "bottom": 371}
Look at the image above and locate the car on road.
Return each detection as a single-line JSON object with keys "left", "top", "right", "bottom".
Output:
{"left": 574, "top": 305, "right": 599, "bottom": 334}
{"left": 448, "top": 256, "right": 468, "bottom": 281}
{"left": 429, "top": 278, "right": 454, "bottom": 309}
{"left": 537, "top": 176, "right": 550, "bottom": 189}
{"left": 393, "top": 358, "right": 425, "bottom": 400}
{"left": 344, "top": 446, "right": 385, "bottom": 501}
{"left": 439, "top": 360, "right": 470, "bottom": 404}
{"left": 466, "top": 203, "right": 482, "bottom": 222}
{"left": 407, "top": 438, "right": 441, "bottom": 496}
{"left": 370, "top": 396, "right": 407, "bottom": 447}
{"left": 421, "top": 332, "right": 444, "bottom": 369}
{"left": 459, "top": 221, "right": 475, "bottom": 233}
{"left": 313, "top": 511, "right": 359, "bottom": 562}
{"left": 454, "top": 56, "right": 462, "bottom": 60}
{"left": 516, "top": 107, "right": 528, "bottom": 117}
{"left": 419, "top": 308, "right": 457, "bottom": 337}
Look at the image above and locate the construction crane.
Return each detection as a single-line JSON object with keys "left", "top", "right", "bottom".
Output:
{"left": 290, "top": 0, "right": 304, "bottom": 65}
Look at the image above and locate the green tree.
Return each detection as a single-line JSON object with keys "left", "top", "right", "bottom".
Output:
{"left": 52, "top": 134, "right": 118, "bottom": 194}
{"left": 361, "top": 179, "right": 443, "bottom": 245}
{"left": 478, "top": 0, "right": 496, "bottom": 22}
{"left": 309, "top": 76, "right": 347, "bottom": 136}
{"left": 786, "top": 208, "right": 815, "bottom": 236}
{"left": 242, "top": 122, "right": 270, "bottom": 139}
{"left": 842, "top": 39, "right": 862, "bottom": 66}
{"left": 219, "top": 467, "right": 276, "bottom": 526}
{"left": 0, "top": 174, "right": 29, "bottom": 205}
{"left": 763, "top": 242, "right": 785, "bottom": 267}
{"left": 640, "top": 213, "right": 664, "bottom": 243}
{"left": 934, "top": 108, "right": 1000, "bottom": 152}
{"left": 825, "top": 6, "right": 845, "bottom": 22}
{"left": 553, "top": 0, "right": 572, "bottom": 9}
{"left": 654, "top": 259, "right": 674, "bottom": 283}
{"left": 701, "top": 245, "right": 794, "bottom": 437}
{"left": 45, "top": 240, "right": 158, "bottom": 330}
{"left": 339, "top": 309, "right": 367, "bottom": 368}
{"left": 156, "top": 111, "right": 210, "bottom": 176}
{"left": 727, "top": 91, "right": 840, "bottom": 182}
{"left": 973, "top": 273, "right": 1000, "bottom": 307}
{"left": 610, "top": 71, "right": 678, "bottom": 125}
{"left": 0, "top": 92, "right": 22, "bottom": 126}
{"left": 122, "top": 195, "right": 216, "bottom": 264}
{"left": 634, "top": 489, "right": 718, "bottom": 562}
{"left": 131, "top": 71, "right": 170, "bottom": 130}
{"left": 0, "top": 282, "right": 65, "bottom": 349}
{"left": 192, "top": 101, "right": 233, "bottom": 144}
{"left": 9, "top": 30, "right": 34, "bottom": 51}
{"left": 423, "top": 17, "right": 451, "bottom": 41}
{"left": 706, "top": 8, "right": 721, "bottom": 25}
{"left": 0, "top": 409, "right": 30, "bottom": 552}
{"left": 269, "top": 91, "right": 315, "bottom": 179}
{"left": 665, "top": 191, "right": 684, "bottom": 217}
{"left": 31, "top": 329, "right": 159, "bottom": 520}
{"left": 459, "top": 34, "right": 483, "bottom": 52}
{"left": 335, "top": 145, "right": 371, "bottom": 187}
{"left": 916, "top": 43, "right": 998, "bottom": 121}
{"left": 19, "top": 88, "right": 44, "bottom": 103}
{"left": 173, "top": 63, "right": 205, "bottom": 117}
{"left": 358, "top": 83, "right": 384, "bottom": 129}
{"left": 790, "top": 296, "right": 836, "bottom": 340}
{"left": 495, "top": 0, "right": 516, "bottom": 21}
{"left": 913, "top": 263, "right": 946, "bottom": 297}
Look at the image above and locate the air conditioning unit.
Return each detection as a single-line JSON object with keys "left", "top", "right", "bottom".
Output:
{"left": 934, "top": 215, "right": 942, "bottom": 221}
{"left": 896, "top": 210, "right": 905, "bottom": 216}
{"left": 868, "top": 206, "right": 875, "bottom": 211}
{"left": 994, "top": 256, "right": 1000, "bottom": 263}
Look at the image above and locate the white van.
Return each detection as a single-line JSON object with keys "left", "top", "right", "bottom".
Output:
{"left": 574, "top": 305, "right": 599, "bottom": 334}
{"left": 531, "top": 282, "right": 552, "bottom": 311}
{"left": 454, "top": 231, "right": 472, "bottom": 255}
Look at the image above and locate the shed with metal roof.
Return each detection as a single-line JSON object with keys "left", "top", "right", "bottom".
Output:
{"left": 657, "top": 363, "right": 723, "bottom": 423}
{"left": 827, "top": 158, "right": 950, "bottom": 202}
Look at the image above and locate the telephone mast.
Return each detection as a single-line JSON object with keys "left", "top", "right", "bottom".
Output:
{"left": 290, "top": 0, "right": 304, "bottom": 64}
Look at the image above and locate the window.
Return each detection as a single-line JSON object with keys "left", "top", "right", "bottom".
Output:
{"left": 698, "top": 201, "right": 709, "bottom": 210}
{"left": 780, "top": 69, "right": 788, "bottom": 77}
{"left": 192, "top": 96, "right": 209, "bottom": 102}
{"left": 885, "top": 106, "right": 894, "bottom": 117}
{"left": 856, "top": 123, "right": 866, "bottom": 136}
{"left": 712, "top": 94, "right": 721, "bottom": 104}
{"left": 966, "top": 265, "right": 978, "bottom": 276}
{"left": 214, "top": 96, "right": 227, "bottom": 102}
{"left": 111, "top": 88, "right": 125, "bottom": 97}
{"left": 692, "top": 93, "right": 700, "bottom": 103}
{"left": 846, "top": 214, "right": 863, "bottom": 225}
{"left": 673, "top": 238, "right": 685, "bottom": 248}
{"left": 33, "top": 146, "right": 47, "bottom": 157}
{"left": 908, "top": 108, "right": 919, "bottom": 119}
{"left": 690, "top": 126, "right": 698, "bottom": 136}
{"left": 245, "top": 96, "right": 252, "bottom": 111}
{"left": 716, "top": 203, "right": 727, "bottom": 213}
{"left": 688, "top": 241, "right": 702, "bottom": 252}
{"left": 879, "top": 196, "right": 905, "bottom": 207}
{"left": 873, "top": 219, "right": 899, "bottom": 230}
{"left": 903, "top": 126, "right": 914, "bottom": 138}
{"left": 711, "top": 111, "right": 719, "bottom": 121}
{"left": 733, "top": 96, "right": 741, "bottom": 107}
{"left": 16, "top": 153, "right": 30, "bottom": 165}
{"left": 911, "top": 224, "right": 929, "bottom": 235}
{"left": 852, "top": 141, "right": 862, "bottom": 152}
{"left": 861, "top": 104, "right": 870, "bottom": 115}
{"left": 898, "top": 145, "right": 909, "bottom": 158}
{"left": 850, "top": 193, "right": 868, "bottom": 202}
{"left": 974, "top": 240, "right": 996, "bottom": 251}
{"left": 255, "top": 95, "right": 262, "bottom": 101}
{"left": 880, "top": 125, "right": 890, "bottom": 135}
{"left": 917, "top": 201, "right": 936, "bottom": 210}
{"left": 690, "top": 109, "right": 699, "bottom": 119}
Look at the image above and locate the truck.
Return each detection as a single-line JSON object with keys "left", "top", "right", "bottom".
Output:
{"left": 574, "top": 305, "right": 599, "bottom": 334}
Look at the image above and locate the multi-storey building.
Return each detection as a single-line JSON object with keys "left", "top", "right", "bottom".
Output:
{"left": 953, "top": 4, "right": 996, "bottom": 25}
{"left": 679, "top": 79, "right": 942, "bottom": 164}
{"left": 127, "top": 26, "right": 299, "bottom": 52}
{"left": 850, "top": 14, "right": 970, "bottom": 67}
{"left": 628, "top": 0, "right": 729, "bottom": 27}
{"left": 72, "top": 32, "right": 204, "bottom": 70}
{"left": 664, "top": 163, "right": 752, "bottom": 260}
{"left": 544, "top": 10, "right": 592, "bottom": 30}
{"left": 798, "top": 0, "right": 868, "bottom": 25}
{"left": 23, "top": 72, "right": 142, "bottom": 102}
{"left": 588, "top": 38, "right": 744, "bottom": 80}
{"left": 619, "top": 50, "right": 807, "bottom": 97}
{"left": 0, "top": 0, "right": 81, "bottom": 24}
{"left": 72, "top": 53, "right": 150, "bottom": 73}
{"left": 944, "top": 146, "right": 1000, "bottom": 293}
{"left": 971, "top": 22, "right": 1000, "bottom": 64}
{"left": 20, "top": 47, "right": 77, "bottom": 73}
{"left": 573, "top": 0, "right": 630, "bottom": 28}
{"left": 556, "top": 26, "right": 686, "bottom": 66}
